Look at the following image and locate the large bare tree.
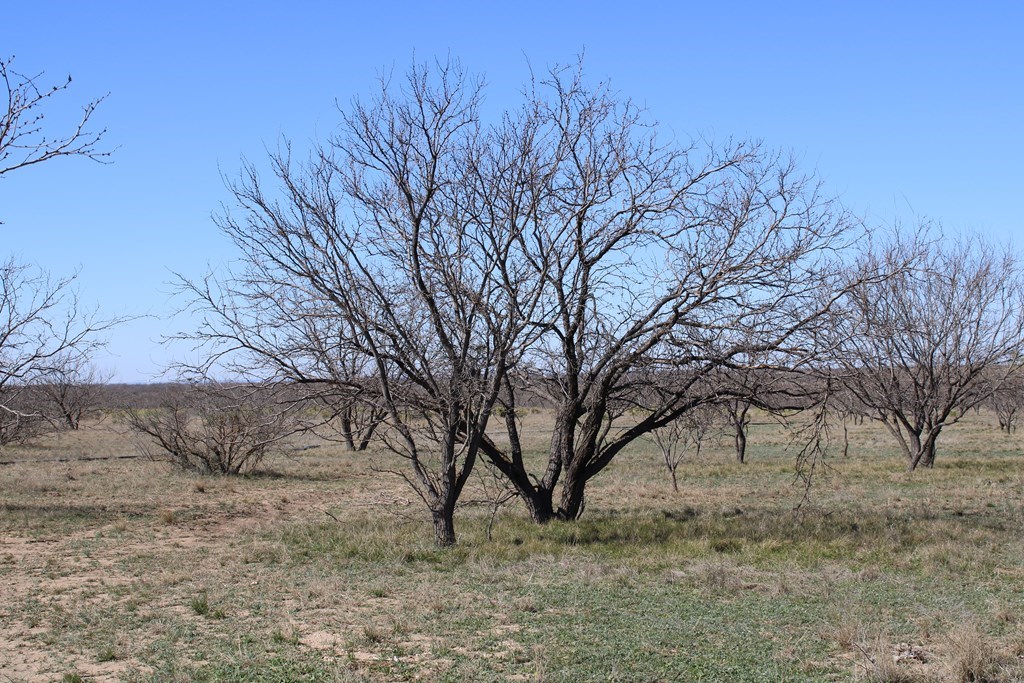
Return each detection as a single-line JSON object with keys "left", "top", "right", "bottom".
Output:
{"left": 188, "top": 60, "right": 547, "bottom": 545}
{"left": 474, "top": 66, "right": 860, "bottom": 522}
{"left": 827, "top": 231, "right": 1024, "bottom": 470}
{"left": 194, "top": 58, "right": 862, "bottom": 538}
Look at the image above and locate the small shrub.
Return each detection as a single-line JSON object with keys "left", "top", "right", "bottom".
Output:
{"left": 122, "top": 382, "right": 305, "bottom": 475}
{"left": 828, "top": 617, "right": 865, "bottom": 651}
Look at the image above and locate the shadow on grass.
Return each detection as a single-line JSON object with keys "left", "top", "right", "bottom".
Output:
{"left": 269, "top": 500, "right": 1018, "bottom": 574}
{"left": 0, "top": 502, "right": 150, "bottom": 525}
{"left": 243, "top": 468, "right": 344, "bottom": 483}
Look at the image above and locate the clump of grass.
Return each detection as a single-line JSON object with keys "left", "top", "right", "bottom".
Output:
{"left": 190, "top": 592, "right": 210, "bottom": 616}
{"left": 513, "top": 595, "right": 538, "bottom": 613}
{"left": 828, "top": 617, "right": 865, "bottom": 651}
{"left": 389, "top": 615, "right": 409, "bottom": 636}
{"left": 687, "top": 558, "right": 744, "bottom": 593}
{"left": 62, "top": 674, "right": 85, "bottom": 683}
{"left": 159, "top": 509, "right": 175, "bottom": 525}
{"left": 271, "top": 626, "right": 300, "bottom": 645}
{"left": 189, "top": 591, "right": 227, "bottom": 619}
{"left": 362, "top": 623, "right": 387, "bottom": 644}
{"left": 945, "top": 622, "right": 1003, "bottom": 683}
{"left": 97, "top": 644, "right": 118, "bottom": 662}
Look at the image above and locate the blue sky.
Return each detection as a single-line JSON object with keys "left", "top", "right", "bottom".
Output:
{"left": 3, "top": 1, "right": 1022, "bottom": 381}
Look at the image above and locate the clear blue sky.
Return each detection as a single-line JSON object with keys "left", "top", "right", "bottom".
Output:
{"left": 3, "top": 1, "right": 1022, "bottom": 381}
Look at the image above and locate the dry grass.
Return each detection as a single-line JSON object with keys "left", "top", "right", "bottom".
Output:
{"left": 1, "top": 411, "right": 1023, "bottom": 681}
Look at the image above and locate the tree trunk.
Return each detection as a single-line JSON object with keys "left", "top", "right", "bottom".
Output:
{"left": 734, "top": 427, "right": 747, "bottom": 464}
{"left": 521, "top": 489, "right": 556, "bottom": 524}
{"left": 431, "top": 504, "right": 457, "bottom": 547}
{"left": 339, "top": 412, "right": 356, "bottom": 451}
{"left": 556, "top": 469, "right": 587, "bottom": 521}
{"left": 355, "top": 416, "right": 382, "bottom": 451}
{"left": 920, "top": 438, "right": 937, "bottom": 468}
{"left": 730, "top": 402, "right": 750, "bottom": 463}
{"left": 905, "top": 429, "right": 939, "bottom": 471}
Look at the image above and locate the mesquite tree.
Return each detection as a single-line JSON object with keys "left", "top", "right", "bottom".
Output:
{"left": 123, "top": 381, "right": 305, "bottom": 475}
{"left": 652, "top": 404, "right": 718, "bottom": 492}
{"left": 1, "top": 261, "right": 114, "bottom": 442}
{"left": 196, "top": 58, "right": 861, "bottom": 538}
{"left": 985, "top": 372, "right": 1023, "bottom": 434}
{"left": 827, "top": 231, "right": 1024, "bottom": 470}
{"left": 37, "top": 360, "right": 111, "bottom": 430}
{"left": 476, "top": 66, "right": 860, "bottom": 522}
{"left": 2, "top": 56, "right": 113, "bottom": 442}
{"left": 189, "top": 60, "right": 546, "bottom": 546}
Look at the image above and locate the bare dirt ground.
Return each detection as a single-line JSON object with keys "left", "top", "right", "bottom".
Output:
{"left": 0, "top": 423, "right": 373, "bottom": 681}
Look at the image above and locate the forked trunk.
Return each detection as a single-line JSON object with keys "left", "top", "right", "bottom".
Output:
{"left": 905, "top": 430, "right": 938, "bottom": 471}
{"left": 920, "top": 438, "right": 937, "bottom": 468}
{"left": 556, "top": 470, "right": 587, "bottom": 521}
{"left": 729, "top": 402, "right": 751, "bottom": 464}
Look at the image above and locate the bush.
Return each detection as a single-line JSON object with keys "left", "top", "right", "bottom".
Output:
{"left": 122, "top": 382, "right": 303, "bottom": 475}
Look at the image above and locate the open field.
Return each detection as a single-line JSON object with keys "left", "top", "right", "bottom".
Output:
{"left": 1, "top": 412, "right": 1023, "bottom": 682}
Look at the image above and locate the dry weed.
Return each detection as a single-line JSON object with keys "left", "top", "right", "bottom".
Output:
{"left": 943, "top": 621, "right": 1016, "bottom": 683}
{"left": 853, "top": 634, "right": 930, "bottom": 683}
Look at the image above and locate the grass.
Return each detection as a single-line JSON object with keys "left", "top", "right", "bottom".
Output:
{"left": 0, "top": 413, "right": 1023, "bottom": 681}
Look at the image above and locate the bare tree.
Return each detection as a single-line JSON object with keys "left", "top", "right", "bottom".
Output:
{"left": 723, "top": 399, "right": 753, "bottom": 464}
{"left": 1, "top": 56, "right": 109, "bottom": 180}
{"left": 827, "top": 231, "right": 1024, "bottom": 470}
{"left": 0, "top": 385, "right": 46, "bottom": 445}
{"left": 36, "top": 359, "right": 112, "bottom": 430}
{"left": 0, "top": 260, "right": 115, "bottom": 443}
{"left": 123, "top": 381, "right": 304, "bottom": 475}
{"left": 188, "top": 60, "right": 546, "bottom": 546}
{"left": 713, "top": 360, "right": 825, "bottom": 464}
{"left": 985, "top": 371, "right": 1024, "bottom": 434}
{"left": 1, "top": 57, "right": 113, "bottom": 442}
{"left": 652, "top": 404, "right": 718, "bottom": 492}
{"left": 193, "top": 58, "right": 861, "bottom": 538}
{"left": 476, "top": 65, "right": 860, "bottom": 522}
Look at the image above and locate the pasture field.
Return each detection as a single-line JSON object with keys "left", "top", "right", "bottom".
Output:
{"left": 1, "top": 411, "right": 1023, "bottom": 682}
